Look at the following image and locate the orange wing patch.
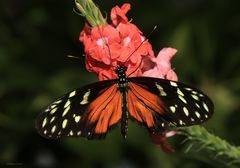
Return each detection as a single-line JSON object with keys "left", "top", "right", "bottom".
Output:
{"left": 83, "top": 85, "right": 122, "bottom": 134}
{"left": 128, "top": 82, "right": 167, "bottom": 128}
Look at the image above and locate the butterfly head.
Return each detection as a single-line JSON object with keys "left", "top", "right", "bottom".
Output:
{"left": 115, "top": 65, "right": 128, "bottom": 91}
{"left": 115, "top": 65, "right": 127, "bottom": 77}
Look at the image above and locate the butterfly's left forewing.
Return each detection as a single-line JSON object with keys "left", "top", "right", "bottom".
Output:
{"left": 128, "top": 77, "right": 214, "bottom": 132}
{"left": 36, "top": 79, "right": 122, "bottom": 139}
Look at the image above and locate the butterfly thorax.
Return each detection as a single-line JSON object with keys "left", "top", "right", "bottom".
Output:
{"left": 115, "top": 65, "right": 128, "bottom": 92}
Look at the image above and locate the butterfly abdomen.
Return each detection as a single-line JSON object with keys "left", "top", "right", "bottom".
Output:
{"left": 121, "top": 91, "right": 128, "bottom": 139}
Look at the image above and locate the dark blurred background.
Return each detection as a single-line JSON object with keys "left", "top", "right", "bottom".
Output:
{"left": 1, "top": 0, "right": 240, "bottom": 167}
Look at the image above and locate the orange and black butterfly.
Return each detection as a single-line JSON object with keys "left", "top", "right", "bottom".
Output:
{"left": 36, "top": 64, "right": 214, "bottom": 139}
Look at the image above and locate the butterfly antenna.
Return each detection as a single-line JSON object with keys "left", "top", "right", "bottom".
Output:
{"left": 123, "top": 25, "right": 157, "bottom": 64}
{"left": 127, "top": 57, "right": 143, "bottom": 77}
{"left": 126, "top": 26, "right": 157, "bottom": 77}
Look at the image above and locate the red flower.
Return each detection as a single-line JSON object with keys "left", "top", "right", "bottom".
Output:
{"left": 80, "top": 3, "right": 154, "bottom": 80}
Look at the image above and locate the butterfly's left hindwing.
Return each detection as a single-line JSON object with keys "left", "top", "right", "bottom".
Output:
{"left": 36, "top": 79, "right": 120, "bottom": 139}
{"left": 128, "top": 77, "right": 214, "bottom": 132}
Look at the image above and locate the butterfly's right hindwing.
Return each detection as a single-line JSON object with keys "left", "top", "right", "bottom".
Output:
{"left": 36, "top": 80, "right": 117, "bottom": 139}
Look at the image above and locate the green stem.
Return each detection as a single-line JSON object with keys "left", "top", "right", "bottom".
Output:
{"left": 75, "top": 0, "right": 107, "bottom": 27}
{"left": 181, "top": 126, "right": 240, "bottom": 168}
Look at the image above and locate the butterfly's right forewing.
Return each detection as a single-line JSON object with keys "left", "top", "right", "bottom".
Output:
{"left": 35, "top": 79, "right": 121, "bottom": 139}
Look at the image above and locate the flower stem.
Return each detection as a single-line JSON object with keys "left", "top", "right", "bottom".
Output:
{"left": 75, "top": 0, "right": 107, "bottom": 27}
{"left": 181, "top": 126, "right": 240, "bottom": 168}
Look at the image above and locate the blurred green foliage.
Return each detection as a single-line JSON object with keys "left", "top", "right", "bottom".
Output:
{"left": 0, "top": 0, "right": 240, "bottom": 167}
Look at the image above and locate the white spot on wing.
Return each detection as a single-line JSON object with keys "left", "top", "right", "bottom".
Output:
{"left": 42, "top": 118, "right": 47, "bottom": 128}
{"left": 195, "top": 111, "right": 201, "bottom": 118}
{"left": 50, "top": 108, "right": 57, "bottom": 114}
{"left": 50, "top": 116, "right": 55, "bottom": 123}
{"left": 77, "top": 131, "right": 82, "bottom": 136}
{"left": 62, "top": 119, "right": 68, "bottom": 129}
{"left": 54, "top": 100, "right": 62, "bottom": 104}
{"left": 170, "top": 81, "right": 178, "bottom": 87}
{"left": 51, "top": 125, "right": 56, "bottom": 133}
{"left": 69, "top": 91, "right": 76, "bottom": 98}
{"left": 185, "top": 87, "right": 193, "bottom": 91}
{"left": 183, "top": 107, "right": 189, "bottom": 116}
{"left": 155, "top": 83, "right": 167, "bottom": 96}
{"left": 179, "top": 120, "right": 183, "bottom": 125}
{"left": 74, "top": 115, "right": 81, "bottom": 123}
{"left": 203, "top": 102, "right": 209, "bottom": 112}
{"left": 69, "top": 130, "right": 74, "bottom": 136}
{"left": 191, "top": 91, "right": 198, "bottom": 95}
{"left": 177, "top": 88, "right": 184, "bottom": 96}
{"left": 51, "top": 104, "right": 57, "bottom": 109}
{"left": 64, "top": 100, "right": 71, "bottom": 108}
{"left": 62, "top": 106, "right": 70, "bottom": 117}
{"left": 178, "top": 95, "right": 187, "bottom": 104}
{"left": 80, "top": 89, "right": 91, "bottom": 105}
{"left": 191, "top": 94, "right": 199, "bottom": 101}
{"left": 195, "top": 103, "right": 200, "bottom": 108}
{"left": 170, "top": 106, "right": 176, "bottom": 113}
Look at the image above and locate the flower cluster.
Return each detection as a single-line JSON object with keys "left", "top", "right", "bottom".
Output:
{"left": 80, "top": 3, "right": 178, "bottom": 81}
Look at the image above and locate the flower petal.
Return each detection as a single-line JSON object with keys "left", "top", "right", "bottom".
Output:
{"left": 111, "top": 3, "right": 131, "bottom": 26}
{"left": 150, "top": 132, "right": 175, "bottom": 153}
{"left": 166, "top": 69, "right": 178, "bottom": 81}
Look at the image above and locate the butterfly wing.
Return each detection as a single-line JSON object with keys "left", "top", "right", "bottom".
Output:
{"left": 36, "top": 80, "right": 122, "bottom": 139}
{"left": 128, "top": 77, "right": 214, "bottom": 133}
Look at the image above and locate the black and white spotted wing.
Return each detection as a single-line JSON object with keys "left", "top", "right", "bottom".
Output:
{"left": 35, "top": 79, "right": 120, "bottom": 139}
{"left": 36, "top": 75, "right": 214, "bottom": 140}
{"left": 129, "top": 77, "right": 214, "bottom": 128}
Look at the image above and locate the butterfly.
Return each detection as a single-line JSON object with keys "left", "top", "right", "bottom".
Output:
{"left": 35, "top": 64, "right": 214, "bottom": 139}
